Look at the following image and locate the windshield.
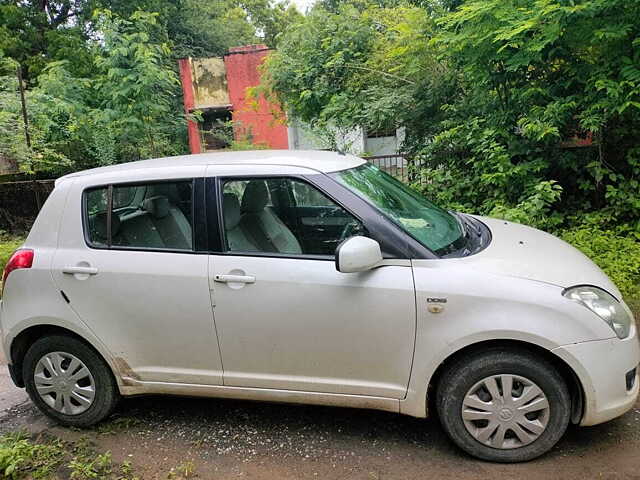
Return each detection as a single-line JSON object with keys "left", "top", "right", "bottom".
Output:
{"left": 333, "top": 163, "right": 466, "bottom": 255}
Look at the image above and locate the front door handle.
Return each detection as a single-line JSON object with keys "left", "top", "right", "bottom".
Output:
{"left": 62, "top": 266, "right": 98, "bottom": 275}
{"left": 214, "top": 274, "right": 255, "bottom": 284}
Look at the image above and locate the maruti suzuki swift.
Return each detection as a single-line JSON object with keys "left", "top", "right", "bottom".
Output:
{"left": 1, "top": 150, "right": 637, "bottom": 462}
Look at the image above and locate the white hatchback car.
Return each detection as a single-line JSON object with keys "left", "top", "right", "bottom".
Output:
{"left": 1, "top": 151, "right": 637, "bottom": 462}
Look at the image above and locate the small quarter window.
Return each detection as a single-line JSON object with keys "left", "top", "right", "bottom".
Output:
{"left": 84, "top": 180, "right": 194, "bottom": 251}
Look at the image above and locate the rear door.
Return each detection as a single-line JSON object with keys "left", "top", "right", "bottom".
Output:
{"left": 51, "top": 168, "right": 223, "bottom": 386}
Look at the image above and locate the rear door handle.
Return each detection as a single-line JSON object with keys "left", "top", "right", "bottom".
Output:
{"left": 62, "top": 266, "right": 98, "bottom": 275}
{"left": 214, "top": 274, "right": 255, "bottom": 284}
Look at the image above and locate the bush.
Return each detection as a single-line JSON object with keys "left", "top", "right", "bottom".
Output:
{"left": 0, "top": 431, "right": 137, "bottom": 480}
{"left": 0, "top": 234, "right": 24, "bottom": 271}
{"left": 0, "top": 433, "right": 63, "bottom": 479}
{"left": 560, "top": 223, "right": 640, "bottom": 301}
{"left": 0, "top": 234, "right": 25, "bottom": 296}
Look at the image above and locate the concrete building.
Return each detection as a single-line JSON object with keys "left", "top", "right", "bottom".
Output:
{"left": 178, "top": 44, "right": 289, "bottom": 153}
{"left": 178, "top": 45, "right": 403, "bottom": 157}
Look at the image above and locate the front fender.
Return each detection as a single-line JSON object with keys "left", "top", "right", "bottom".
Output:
{"left": 400, "top": 260, "right": 614, "bottom": 418}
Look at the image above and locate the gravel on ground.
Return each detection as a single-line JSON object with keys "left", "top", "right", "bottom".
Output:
{"left": 2, "top": 352, "right": 640, "bottom": 479}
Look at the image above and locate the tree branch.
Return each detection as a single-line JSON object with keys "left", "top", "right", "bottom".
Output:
{"left": 342, "top": 63, "right": 416, "bottom": 86}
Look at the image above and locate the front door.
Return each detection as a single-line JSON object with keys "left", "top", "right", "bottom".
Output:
{"left": 52, "top": 175, "right": 223, "bottom": 386}
{"left": 209, "top": 175, "right": 416, "bottom": 399}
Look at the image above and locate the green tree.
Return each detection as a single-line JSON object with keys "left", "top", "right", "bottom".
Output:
{"left": 0, "top": 0, "right": 303, "bottom": 175}
{"left": 0, "top": 54, "right": 71, "bottom": 174}
{"left": 92, "top": 9, "right": 184, "bottom": 161}
{"left": 264, "top": 3, "right": 434, "bottom": 132}
{"left": 7, "top": 8, "right": 188, "bottom": 174}
{"left": 427, "top": 0, "right": 640, "bottom": 224}
{"left": 239, "top": 0, "right": 303, "bottom": 47}
{"left": 265, "top": 0, "right": 640, "bottom": 229}
{"left": 0, "top": 0, "right": 96, "bottom": 81}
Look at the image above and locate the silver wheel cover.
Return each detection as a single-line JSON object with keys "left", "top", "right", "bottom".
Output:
{"left": 461, "top": 374, "right": 550, "bottom": 449}
{"left": 34, "top": 351, "right": 96, "bottom": 415}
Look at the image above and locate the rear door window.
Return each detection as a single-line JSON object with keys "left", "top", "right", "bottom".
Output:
{"left": 84, "top": 180, "right": 194, "bottom": 251}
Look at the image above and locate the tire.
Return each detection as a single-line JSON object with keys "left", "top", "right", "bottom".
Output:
{"left": 436, "top": 348, "right": 571, "bottom": 463}
{"left": 23, "top": 335, "right": 119, "bottom": 427}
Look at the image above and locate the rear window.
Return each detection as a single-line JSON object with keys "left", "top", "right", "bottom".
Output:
{"left": 84, "top": 180, "right": 194, "bottom": 251}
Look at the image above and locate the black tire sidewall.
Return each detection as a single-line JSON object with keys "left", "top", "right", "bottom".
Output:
{"left": 23, "top": 335, "right": 119, "bottom": 427}
{"left": 436, "top": 349, "right": 571, "bottom": 463}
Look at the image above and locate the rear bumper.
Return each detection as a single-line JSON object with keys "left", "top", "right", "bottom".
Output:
{"left": 553, "top": 327, "right": 640, "bottom": 426}
{"left": 0, "top": 299, "right": 20, "bottom": 387}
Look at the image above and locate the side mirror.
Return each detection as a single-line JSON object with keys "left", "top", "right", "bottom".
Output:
{"left": 335, "top": 236, "right": 383, "bottom": 273}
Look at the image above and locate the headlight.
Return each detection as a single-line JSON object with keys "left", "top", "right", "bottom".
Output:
{"left": 564, "top": 286, "right": 633, "bottom": 339}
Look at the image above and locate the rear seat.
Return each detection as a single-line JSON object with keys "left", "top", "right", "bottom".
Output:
{"left": 91, "top": 212, "right": 122, "bottom": 246}
{"left": 113, "top": 211, "right": 164, "bottom": 248}
{"left": 95, "top": 195, "right": 192, "bottom": 250}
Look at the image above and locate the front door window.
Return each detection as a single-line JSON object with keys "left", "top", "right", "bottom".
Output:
{"left": 221, "top": 178, "right": 366, "bottom": 256}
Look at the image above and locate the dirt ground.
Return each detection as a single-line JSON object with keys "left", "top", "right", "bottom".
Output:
{"left": 3, "top": 355, "right": 640, "bottom": 480}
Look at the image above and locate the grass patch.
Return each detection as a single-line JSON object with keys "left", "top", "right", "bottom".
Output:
{"left": 0, "top": 432, "right": 139, "bottom": 480}
{"left": 167, "top": 460, "right": 197, "bottom": 479}
{"left": 560, "top": 223, "right": 640, "bottom": 301}
{"left": 627, "top": 298, "right": 640, "bottom": 319}
{"left": 95, "top": 417, "right": 142, "bottom": 435}
{"left": 0, "top": 234, "right": 25, "bottom": 271}
{"left": 0, "top": 432, "right": 63, "bottom": 479}
{"left": 0, "top": 233, "right": 26, "bottom": 296}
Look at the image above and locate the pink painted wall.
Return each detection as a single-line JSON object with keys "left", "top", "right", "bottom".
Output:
{"left": 223, "top": 45, "right": 289, "bottom": 149}
{"left": 177, "top": 58, "right": 202, "bottom": 154}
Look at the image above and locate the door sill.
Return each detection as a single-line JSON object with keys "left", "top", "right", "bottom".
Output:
{"left": 120, "top": 378, "right": 400, "bottom": 414}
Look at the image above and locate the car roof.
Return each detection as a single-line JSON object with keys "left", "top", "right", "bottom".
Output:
{"left": 57, "top": 150, "right": 366, "bottom": 184}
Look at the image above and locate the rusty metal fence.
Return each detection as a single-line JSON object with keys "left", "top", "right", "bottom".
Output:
{"left": 0, "top": 179, "right": 55, "bottom": 232}
{"left": 364, "top": 154, "right": 424, "bottom": 185}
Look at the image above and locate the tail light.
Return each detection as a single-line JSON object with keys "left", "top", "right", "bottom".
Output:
{"left": 1, "top": 249, "right": 34, "bottom": 295}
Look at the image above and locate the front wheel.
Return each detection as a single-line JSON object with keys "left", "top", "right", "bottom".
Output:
{"left": 23, "top": 335, "right": 119, "bottom": 427}
{"left": 436, "top": 348, "right": 571, "bottom": 462}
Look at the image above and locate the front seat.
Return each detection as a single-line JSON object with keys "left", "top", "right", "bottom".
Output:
{"left": 240, "top": 181, "right": 302, "bottom": 254}
{"left": 142, "top": 195, "right": 192, "bottom": 249}
{"left": 223, "top": 193, "right": 259, "bottom": 252}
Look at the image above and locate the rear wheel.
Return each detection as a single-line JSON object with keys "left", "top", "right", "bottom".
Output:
{"left": 436, "top": 349, "right": 571, "bottom": 462}
{"left": 23, "top": 335, "right": 119, "bottom": 427}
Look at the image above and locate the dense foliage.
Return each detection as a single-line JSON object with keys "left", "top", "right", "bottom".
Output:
{"left": 264, "top": 0, "right": 640, "bottom": 297}
{"left": 0, "top": 431, "right": 145, "bottom": 479}
{"left": 561, "top": 220, "right": 640, "bottom": 299}
{"left": 0, "top": 231, "right": 22, "bottom": 271}
{"left": 0, "top": 0, "right": 301, "bottom": 175}
{"left": 266, "top": 0, "right": 640, "bottom": 224}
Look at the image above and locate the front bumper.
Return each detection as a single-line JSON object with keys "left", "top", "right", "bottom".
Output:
{"left": 553, "top": 327, "right": 640, "bottom": 426}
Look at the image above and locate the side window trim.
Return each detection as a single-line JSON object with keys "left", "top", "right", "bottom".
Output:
{"left": 209, "top": 174, "right": 369, "bottom": 260}
{"left": 106, "top": 184, "right": 113, "bottom": 248}
{"left": 205, "top": 176, "right": 223, "bottom": 253}
{"left": 81, "top": 177, "right": 202, "bottom": 254}
{"left": 192, "top": 177, "right": 208, "bottom": 253}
